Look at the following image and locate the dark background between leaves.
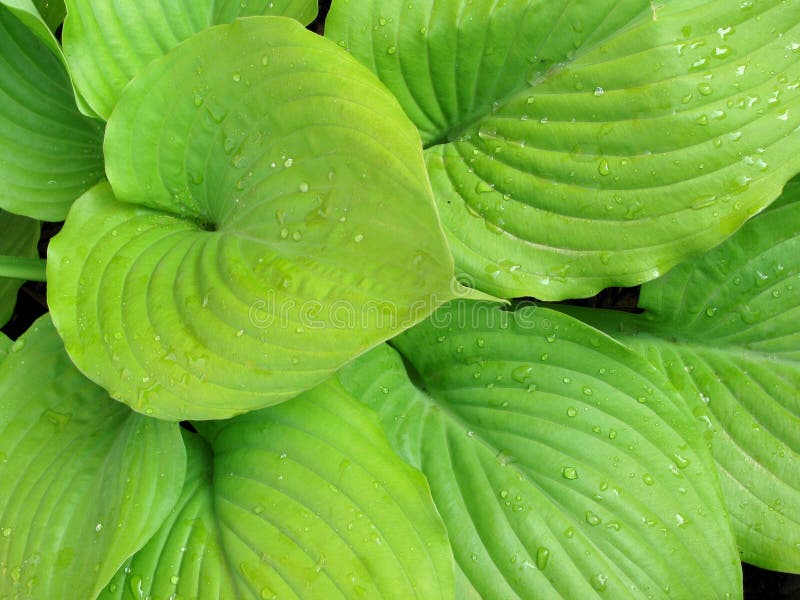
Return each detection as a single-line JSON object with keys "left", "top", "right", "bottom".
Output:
{"left": 0, "top": 2, "right": 797, "bottom": 597}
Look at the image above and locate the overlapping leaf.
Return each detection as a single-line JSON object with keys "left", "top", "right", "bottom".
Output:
{"left": 0, "top": 210, "right": 39, "bottom": 327}
{"left": 0, "top": 3, "right": 104, "bottom": 220}
{"left": 558, "top": 178, "right": 800, "bottom": 573}
{"left": 48, "top": 18, "right": 455, "bottom": 420}
{"left": 99, "top": 380, "right": 453, "bottom": 600}
{"left": 338, "top": 302, "right": 740, "bottom": 598}
{"left": 63, "top": 0, "right": 318, "bottom": 119}
{"left": 2, "top": 0, "right": 62, "bottom": 57}
{"left": 0, "top": 316, "right": 185, "bottom": 599}
{"left": 328, "top": 0, "right": 800, "bottom": 299}
{"left": 33, "top": 0, "right": 65, "bottom": 30}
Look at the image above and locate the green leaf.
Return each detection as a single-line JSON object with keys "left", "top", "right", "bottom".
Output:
{"left": 99, "top": 379, "right": 453, "bottom": 600}
{"left": 48, "top": 17, "right": 454, "bottom": 421}
{"left": 338, "top": 302, "right": 741, "bottom": 598}
{"left": 0, "top": 3, "right": 104, "bottom": 221}
{"left": 557, "top": 178, "right": 800, "bottom": 573}
{"left": 1, "top": 0, "right": 100, "bottom": 118}
{"left": 0, "top": 210, "right": 39, "bottom": 327}
{"left": 33, "top": 0, "right": 65, "bottom": 30}
{"left": 0, "top": 332, "right": 11, "bottom": 359}
{"left": 63, "top": 0, "right": 319, "bottom": 119}
{"left": 2, "top": 0, "right": 62, "bottom": 59}
{"left": 0, "top": 315, "right": 186, "bottom": 599}
{"left": 327, "top": 0, "right": 800, "bottom": 300}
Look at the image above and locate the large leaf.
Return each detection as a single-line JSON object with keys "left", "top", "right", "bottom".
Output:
{"left": 338, "top": 302, "right": 741, "bottom": 598}
{"left": 99, "top": 379, "right": 453, "bottom": 600}
{"left": 0, "top": 210, "right": 39, "bottom": 327}
{"left": 0, "top": 315, "right": 186, "bottom": 599}
{"left": 327, "top": 0, "right": 800, "bottom": 300}
{"left": 0, "top": 2, "right": 104, "bottom": 221}
{"left": 557, "top": 177, "right": 800, "bottom": 573}
{"left": 63, "top": 0, "right": 319, "bottom": 119}
{"left": 47, "top": 17, "right": 455, "bottom": 421}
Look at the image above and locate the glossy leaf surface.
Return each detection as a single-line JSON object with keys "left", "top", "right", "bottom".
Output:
{"left": 63, "top": 0, "right": 319, "bottom": 119}
{"left": 0, "top": 3, "right": 104, "bottom": 220}
{"left": 328, "top": 0, "right": 800, "bottom": 299}
{"left": 338, "top": 302, "right": 740, "bottom": 598}
{"left": 0, "top": 316, "right": 185, "bottom": 599}
{"left": 48, "top": 18, "right": 454, "bottom": 420}
{"left": 0, "top": 210, "right": 39, "bottom": 327}
{"left": 558, "top": 178, "right": 800, "bottom": 572}
{"left": 100, "top": 380, "right": 453, "bottom": 600}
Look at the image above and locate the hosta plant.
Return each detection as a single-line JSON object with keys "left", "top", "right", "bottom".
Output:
{"left": 0, "top": 0, "right": 799, "bottom": 598}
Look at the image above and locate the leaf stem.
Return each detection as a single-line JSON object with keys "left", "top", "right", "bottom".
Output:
{"left": 0, "top": 255, "right": 47, "bottom": 282}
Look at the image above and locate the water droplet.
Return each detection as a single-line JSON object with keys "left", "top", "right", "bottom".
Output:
{"left": 585, "top": 511, "right": 602, "bottom": 526}
{"left": 232, "top": 72, "right": 241, "bottom": 82}
{"left": 594, "top": 86, "right": 605, "bottom": 97}
{"left": 386, "top": 45, "right": 397, "bottom": 55}
{"left": 597, "top": 159, "right": 611, "bottom": 176}
{"left": 299, "top": 182, "right": 309, "bottom": 193}
{"left": 591, "top": 573, "right": 608, "bottom": 592}
{"left": 566, "top": 406, "right": 578, "bottom": 418}
{"left": 284, "top": 158, "right": 294, "bottom": 168}
{"left": 697, "top": 82, "right": 713, "bottom": 96}
{"left": 673, "top": 454, "right": 691, "bottom": 469}
{"left": 475, "top": 180, "right": 494, "bottom": 193}
{"left": 562, "top": 466, "right": 579, "bottom": 480}
{"left": 582, "top": 386, "right": 593, "bottom": 396}
{"left": 353, "top": 234, "right": 364, "bottom": 243}
{"left": 536, "top": 547, "right": 550, "bottom": 569}
{"left": 642, "top": 473, "right": 655, "bottom": 486}
{"left": 496, "top": 449, "right": 516, "bottom": 466}
{"left": 95, "top": 523, "right": 103, "bottom": 532}
{"left": 714, "top": 46, "right": 731, "bottom": 58}
{"left": 692, "top": 195, "right": 717, "bottom": 209}
{"left": 511, "top": 365, "right": 534, "bottom": 384}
